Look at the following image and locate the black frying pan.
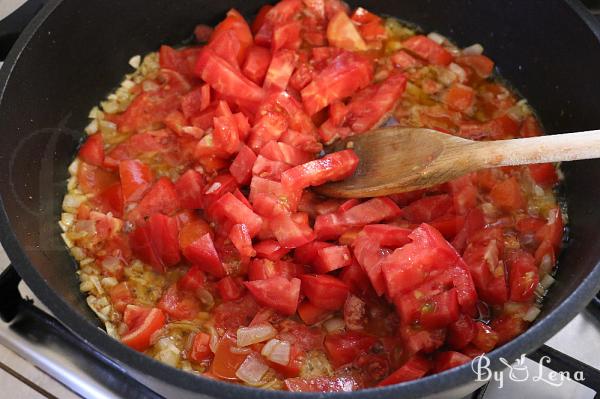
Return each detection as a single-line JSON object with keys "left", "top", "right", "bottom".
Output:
{"left": 2, "top": 0, "right": 600, "bottom": 398}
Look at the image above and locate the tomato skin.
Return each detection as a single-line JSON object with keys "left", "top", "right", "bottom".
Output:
{"left": 248, "top": 258, "right": 301, "bottom": 281}
{"left": 78, "top": 162, "right": 119, "bottom": 195}
{"left": 121, "top": 306, "right": 166, "bottom": 351}
{"left": 281, "top": 149, "right": 359, "bottom": 191}
{"left": 324, "top": 331, "right": 377, "bottom": 367}
{"left": 244, "top": 276, "right": 301, "bottom": 315}
{"left": 174, "top": 169, "right": 205, "bottom": 210}
{"left": 182, "top": 233, "right": 226, "bottom": 278}
{"left": 378, "top": 355, "right": 432, "bottom": 386}
{"left": 300, "top": 274, "right": 349, "bottom": 310}
{"left": 418, "top": 289, "right": 460, "bottom": 329}
{"left": 251, "top": 5, "right": 273, "bottom": 34}
{"left": 78, "top": 133, "right": 105, "bottom": 167}
{"left": 270, "top": 212, "right": 316, "bottom": 248}
{"left": 119, "top": 160, "right": 153, "bottom": 203}
{"left": 130, "top": 177, "right": 180, "bottom": 221}
{"left": 95, "top": 182, "right": 124, "bottom": 218}
{"left": 147, "top": 213, "right": 181, "bottom": 267}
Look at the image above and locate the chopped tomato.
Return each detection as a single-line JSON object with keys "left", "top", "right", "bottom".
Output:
{"left": 528, "top": 163, "right": 558, "bottom": 187}
{"left": 443, "top": 84, "right": 475, "bottom": 112}
{"left": 130, "top": 177, "right": 180, "bottom": 221}
{"left": 281, "top": 149, "right": 359, "bottom": 191}
{"left": 433, "top": 351, "right": 471, "bottom": 372}
{"left": 211, "top": 192, "right": 263, "bottom": 237}
{"left": 471, "top": 321, "right": 499, "bottom": 352}
{"left": 78, "top": 133, "right": 105, "bottom": 167}
{"left": 324, "top": 331, "right": 377, "bottom": 367}
{"left": 456, "top": 54, "right": 494, "bottom": 78}
{"left": 119, "top": 160, "right": 153, "bottom": 203}
{"left": 242, "top": 45, "right": 272, "bottom": 85}
{"left": 175, "top": 169, "right": 205, "bottom": 210}
{"left": 446, "top": 313, "right": 476, "bottom": 350}
{"left": 378, "top": 355, "right": 431, "bottom": 386}
{"left": 182, "top": 233, "right": 226, "bottom": 278}
{"left": 490, "top": 176, "right": 525, "bottom": 211}
{"left": 211, "top": 335, "right": 248, "bottom": 380}
{"left": 245, "top": 276, "right": 301, "bottom": 315}
{"left": 507, "top": 250, "right": 539, "bottom": 302}
{"left": 178, "top": 265, "right": 206, "bottom": 292}
{"left": 158, "top": 284, "right": 201, "bottom": 320}
{"left": 402, "top": 35, "right": 452, "bottom": 66}
{"left": 297, "top": 301, "right": 332, "bottom": 325}
{"left": 189, "top": 332, "right": 212, "bottom": 362}
{"left": 314, "top": 245, "right": 352, "bottom": 273}
{"left": 327, "top": 11, "right": 367, "bottom": 51}
{"left": 228, "top": 223, "right": 255, "bottom": 257}
{"left": 109, "top": 282, "right": 133, "bottom": 312}
{"left": 300, "top": 274, "right": 349, "bottom": 310}
{"left": 210, "top": 9, "right": 253, "bottom": 65}
{"left": 217, "top": 276, "right": 245, "bottom": 301}
{"left": 121, "top": 306, "right": 166, "bottom": 351}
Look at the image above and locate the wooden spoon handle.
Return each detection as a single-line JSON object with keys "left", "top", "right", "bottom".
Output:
{"left": 471, "top": 129, "right": 600, "bottom": 168}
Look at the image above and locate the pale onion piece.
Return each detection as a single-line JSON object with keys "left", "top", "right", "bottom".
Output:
{"left": 427, "top": 31, "right": 446, "bottom": 45}
{"left": 101, "top": 101, "right": 119, "bottom": 114}
{"left": 99, "top": 120, "right": 117, "bottom": 134}
{"left": 88, "top": 106, "right": 100, "bottom": 119}
{"left": 449, "top": 63, "right": 467, "bottom": 83}
{"left": 121, "top": 79, "right": 135, "bottom": 89}
{"left": 237, "top": 323, "right": 277, "bottom": 347}
{"left": 61, "top": 233, "right": 74, "bottom": 248}
{"left": 540, "top": 274, "right": 555, "bottom": 290}
{"left": 61, "top": 212, "right": 75, "bottom": 227}
{"left": 462, "top": 43, "right": 484, "bottom": 55}
{"left": 79, "top": 279, "right": 94, "bottom": 292}
{"left": 58, "top": 221, "right": 68, "bottom": 232}
{"left": 80, "top": 258, "right": 94, "bottom": 266}
{"left": 85, "top": 119, "right": 98, "bottom": 135}
{"left": 70, "top": 246, "right": 86, "bottom": 261}
{"left": 197, "top": 288, "right": 215, "bottom": 308}
{"left": 129, "top": 55, "right": 141, "bottom": 69}
{"left": 523, "top": 306, "right": 541, "bottom": 322}
{"left": 209, "top": 329, "right": 219, "bottom": 353}
{"left": 323, "top": 317, "right": 345, "bottom": 333}
{"left": 155, "top": 348, "right": 180, "bottom": 367}
{"left": 101, "top": 277, "right": 118, "bottom": 289}
{"left": 67, "top": 176, "right": 78, "bottom": 191}
{"left": 105, "top": 321, "right": 119, "bottom": 338}
{"left": 90, "top": 275, "right": 104, "bottom": 295}
{"left": 261, "top": 339, "right": 291, "bottom": 366}
{"left": 68, "top": 158, "right": 80, "bottom": 176}
{"left": 236, "top": 353, "right": 269, "bottom": 384}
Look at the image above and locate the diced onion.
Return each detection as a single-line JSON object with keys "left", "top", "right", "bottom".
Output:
{"left": 523, "top": 306, "right": 541, "bottom": 322}
{"left": 85, "top": 119, "right": 98, "bottom": 135}
{"left": 129, "top": 55, "right": 141, "bottom": 69}
{"left": 462, "top": 43, "right": 484, "bottom": 55}
{"left": 236, "top": 323, "right": 277, "bottom": 347}
{"left": 68, "top": 159, "right": 80, "bottom": 176}
{"left": 449, "top": 63, "right": 467, "bottom": 83}
{"left": 261, "top": 339, "right": 291, "bottom": 366}
{"left": 142, "top": 80, "right": 160, "bottom": 92}
{"left": 540, "top": 274, "right": 555, "bottom": 290}
{"left": 323, "top": 317, "right": 345, "bottom": 333}
{"left": 539, "top": 254, "right": 554, "bottom": 276}
{"left": 427, "top": 32, "right": 446, "bottom": 45}
{"left": 235, "top": 353, "right": 269, "bottom": 384}
{"left": 205, "top": 181, "right": 222, "bottom": 195}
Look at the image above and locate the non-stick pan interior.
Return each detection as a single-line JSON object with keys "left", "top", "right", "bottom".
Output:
{"left": 1, "top": 0, "right": 600, "bottom": 397}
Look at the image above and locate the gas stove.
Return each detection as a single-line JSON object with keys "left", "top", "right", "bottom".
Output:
{"left": 2, "top": 1, "right": 600, "bottom": 398}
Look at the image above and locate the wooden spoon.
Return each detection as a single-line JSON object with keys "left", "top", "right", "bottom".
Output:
{"left": 316, "top": 126, "right": 600, "bottom": 198}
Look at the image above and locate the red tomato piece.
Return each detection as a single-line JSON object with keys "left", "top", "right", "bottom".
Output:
{"left": 174, "top": 169, "right": 204, "bottom": 210}
{"left": 528, "top": 163, "right": 558, "bottom": 187}
{"left": 95, "top": 182, "right": 124, "bottom": 218}
{"left": 251, "top": 4, "right": 273, "bottom": 34}
{"left": 272, "top": 20, "right": 302, "bottom": 51}
{"left": 294, "top": 241, "right": 334, "bottom": 265}
{"left": 391, "top": 50, "right": 422, "bottom": 69}
{"left": 300, "top": 274, "right": 349, "bottom": 310}
{"left": 217, "top": 276, "right": 245, "bottom": 301}
{"left": 211, "top": 192, "right": 263, "bottom": 237}
{"left": 270, "top": 212, "right": 316, "bottom": 248}
{"left": 194, "top": 48, "right": 265, "bottom": 112}
{"left": 314, "top": 245, "right": 352, "bottom": 273}
{"left": 490, "top": 176, "right": 525, "bottom": 211}
{"left": 378, "top": 355, "right": 432, "bottom": 386}
{"left": 297, "top": 301, "right": 332, "bottom": 325}
{"left": 507, "top": 250, "right": 539, "bottom": 302}
{"left": 252, "top": 155, "right": 291, "bottom": 179}
{"left": 78, "top": 162, "right": 119, "bottom": 195}
{"left": 399, "top": 325, "right": 446, "bottom": 355}
{"left": 227, "top": 145, "right": 256, "bottom": 185}
{"left": 242, "top": 45, "right": 272, "bottom": 85}
{"left": 260, "top": 140, "right": 313, "bottom": 166}
{"left": 121, "top": 306, "right": 166, "bottom": 351}
{"left": 443, "top": 83, "right": 475, "bottom": 112}
{"left": 281, "top": 149, "right": 359, "bottom": 191}
{"left": 78, "top": 133, "right": 105, "bottom": 167}
{"left": 418, "top": 288, "right": 460, "bottom": 329}
{"left": 402, "top": 35, "right": 453, "bottom": 66}
{"left": 301, "top": 51, "right": 373, "bottom": 115}
{"left": 244, "top": 276, "right": 301, "bottom": 315}
{"left": 228, "top": 223, "right": 255, "bottom": 257}
{"left": 324, "top": 331, "right": 377, "bottom": 367}
{"left": 403, "top": 194, "right": 453, "bottom": 223}
{"left": 433, "top": 351, "right": 472, "bottom": 373}
{"left": 471, "top": 321, "right": 499, "bottom": 352}
{"left": 182, "top": 233, "right": 226, "bottom": 278}
{"left": 446, "top": 313, "right": 476, "bottom": 350}
{"left": 178, "top": 265, "right": 206, "bottom": 292}
{"left": 455, "top": 54, "right": 494, "bottom": 78}
{"left": 212, "top": 114, "right": 241, "bottom": 155}
{"left": 248, "top": 258, "right": 301, "bottom": 281}
{"left": 211, "top": 335, "right": 248, "bottom": 380}
{"left": 263, "top": 49, "right": 297, "bottom": 91}
{"left": 109, "top": 282, "right": 133, "bottom": 313}
{"left": 210, "top": 9, "right": 253, "bottom": 65}
{"left": 147, "top": 213, "right": 181, "bottom": 267}
{"left": 119, "top": 160, "right": 153, "bottom": 203}
{"left": 254, "top": 239, "right": 290, "bottom": 261}
{"left": 131, "top": 177, "right": 180, "bottom": 221}
{"left": 327, "top": 11, "right": 367, "bottom": 51}
{"left": 189, "top": 332, "right": 212, "bottom": 362}
{"left": 158, "top": 284, "right": 201, "bottom": 320}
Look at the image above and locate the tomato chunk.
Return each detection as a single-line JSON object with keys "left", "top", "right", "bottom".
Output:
{"left": 300, "top": 274, "right": 349, "bottom": 310}
{"left": 402, "top": 35, "right": 453, "bottom": 66}
{"left": 378, "top": 355, "right": 432, "bottom": 386}
{"left": 78, "top": 133, "right": 105, "bottom": 167}
{"left": 244, "top": 276, "right": 301, "bottom": 315}
{"left": 121, "top": 306, "right": 166, "bottom": 351}
{"left": 281, "top": 149, "right": 359, "bottom": 191}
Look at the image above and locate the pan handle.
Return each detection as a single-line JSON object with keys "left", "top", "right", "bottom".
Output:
{"left": 0, "top": 0, "right": 47, "bottom": 61}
